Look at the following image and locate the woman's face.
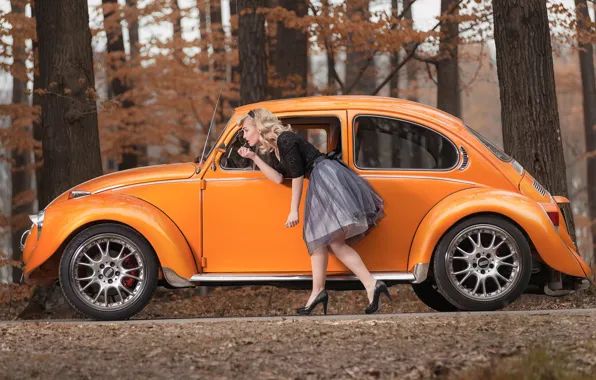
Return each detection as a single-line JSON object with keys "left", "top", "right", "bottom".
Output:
{"left": 241, "top": 118, "right": 260, "bottom": 146}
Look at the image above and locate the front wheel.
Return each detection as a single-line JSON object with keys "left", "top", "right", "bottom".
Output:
{"left": 433, "top": 216, "right": 532, "bottom": 311}
{"left": 59, "top": 223, "right": 159, "bottom": 320}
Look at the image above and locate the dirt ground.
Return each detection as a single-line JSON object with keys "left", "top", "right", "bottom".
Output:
{"left": 2, "top": 285, "right": 596, "bottom": 379}
{"left": 1, "top": 312, "right": 596, "bottom": 379}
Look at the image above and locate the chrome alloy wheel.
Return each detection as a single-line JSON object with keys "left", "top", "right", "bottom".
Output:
{"left": 445, "top": 224, "right": 521, "bottom": 302}
{"left": 69, "top": 233, "right": 146, "bottom": 311}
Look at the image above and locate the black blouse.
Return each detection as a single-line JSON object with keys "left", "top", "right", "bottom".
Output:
{"left": 270, "top": 131, "right": 323, "bottom": 178}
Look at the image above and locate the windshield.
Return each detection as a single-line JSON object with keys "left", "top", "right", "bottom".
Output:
{"left": 465, "top": 124, "right": 512, "bottom": 162}
{"left": 195, "top": 117, "right": 233, "bottom": 166}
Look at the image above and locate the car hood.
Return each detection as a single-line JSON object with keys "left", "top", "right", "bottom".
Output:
{"left": 47, "top": 163, "right": 198, "bottom": 207}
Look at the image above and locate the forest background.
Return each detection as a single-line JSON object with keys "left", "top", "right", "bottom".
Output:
{"left": 0, "top": 0, "right": 594, "bottom": 309}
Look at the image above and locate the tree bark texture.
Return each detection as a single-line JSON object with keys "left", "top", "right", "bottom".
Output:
{"left": 34, "top": 0, "right": 103, "bottom": 208}
{"left": 272, "top": 0, "right": 308, "bottom": 99}
{"left": 346, "top": 0, "right": 375, "bottom": 95}
{"left": 127, "top": 0, "right": 139, "bottom": 61}
{"left": 404, "top": 0, "right": 418, "bottom": 102}
{"left": 103, "top": 0, "right": 138, "bottom": 170}
{"left": 436, "top": 0, "right": 461, "bottom": 117}
{"left": 390, "top": 0, "right": 399, "bottom": 98}
{"left": 575, "top": 0, "right": 596, "bottom": 262}
{"left": 493, "top": 0, "right": 574, "bottom": 239}
{"left": 31, "top": 0, "right": 43, "bottom": 215}
{"left": 238, "top": 0, "right": 268, "bottom": 105}
{"left": 210, "top": 0, "right": 225, "bottom": 81}
{"left": 10, "top": 0, "right": 33, "bottom": 283}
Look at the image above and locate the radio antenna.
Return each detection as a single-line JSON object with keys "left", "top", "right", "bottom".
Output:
{"left": 194, "top": 0, "right": 240, "bottom": 173}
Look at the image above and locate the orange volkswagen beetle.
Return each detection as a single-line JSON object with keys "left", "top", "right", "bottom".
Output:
{"left": 20, "top": 96, "right": 591, "bottom": 320}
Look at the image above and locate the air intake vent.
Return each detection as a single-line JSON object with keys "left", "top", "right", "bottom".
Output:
{"left": 533, "top": 179, "right": 547, "bottom": 196}
{"left": 459, "top": 146, "right": 469, "bottom": 171}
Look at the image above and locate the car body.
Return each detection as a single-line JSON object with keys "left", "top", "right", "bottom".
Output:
{"left": 20, "top": 95, "right": 591, "bottom": 320}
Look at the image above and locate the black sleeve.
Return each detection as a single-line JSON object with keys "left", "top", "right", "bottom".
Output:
{"left": 277, "top": 132, "right": 305, "bottom": 178}
{"left": 268, "top": 152, "right": 287, "bottom": 177}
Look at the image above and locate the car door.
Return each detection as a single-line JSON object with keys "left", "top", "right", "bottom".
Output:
{"left": 201, "top": 110, "right": 349, "bottom": 274}
{"left": 346, "top": 109, "right": 475, "bottom": 272}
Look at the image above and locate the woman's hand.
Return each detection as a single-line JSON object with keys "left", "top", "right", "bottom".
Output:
{"left": 285, "top": 211, "right": 299, "bottom": 228}
{"left": 238, "top": 146, "right": 256, "bottom": 160}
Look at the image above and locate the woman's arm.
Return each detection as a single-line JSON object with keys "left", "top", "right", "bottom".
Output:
{"left": 238, "top": 147, "right": 284, "bottom": 184}
{"left": 252, "top": 155, "right": 284, "bottom": 184}
{"left": 285, "top": 176, "right": 304, "bottom": 228}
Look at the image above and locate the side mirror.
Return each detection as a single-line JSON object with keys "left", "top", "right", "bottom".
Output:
{"left": 216, "top": 142, "right": 227, "bottom": 154}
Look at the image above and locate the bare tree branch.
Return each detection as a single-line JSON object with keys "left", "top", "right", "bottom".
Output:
{"left": 371, "top": 0, "right": 465, "bottom": 95}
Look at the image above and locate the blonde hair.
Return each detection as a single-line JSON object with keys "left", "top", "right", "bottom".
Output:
{"left": 237, "top": 108, "right": 293, "bottom": 155}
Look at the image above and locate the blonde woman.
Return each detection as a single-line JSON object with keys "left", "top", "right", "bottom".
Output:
{"left": 237, "top": 108, "right": 390, "bottom": 315}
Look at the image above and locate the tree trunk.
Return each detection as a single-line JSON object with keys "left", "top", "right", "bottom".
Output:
{"left": 31, "top": 1, "right": 43, "bottom": 218}
{"left": 345, "top": 0, "right": 375, "bottom": 95}
{"left": 575, "top": 0, "right": 596, "bottom": 263}
{"left": 172, "top": 0, "right": 183, "bottom": 56}
{"left": 493, "top": 0, "right": 574, "bottom": 239}
{"left": 238, "top": 0, "right": 268, "bottom": 105}
{"left": 36, "top": 0, "right": 103, "bottom": 204}
{"left": 404, "top": 0, "right": 418, "bottom": 102}
{"left": 390, "top": 0, "right": 399, "bottom": 98}
{"left": 436, "top": 0, "right": 461, "bottom": 118}
{"left": 272, "top": 0, "right": 307, "bottom": 99}
{"left": 127, "top": 0, "right": 139, "bottom": 61}
{"left": 228, "top": 0, "right": 240, "bottom": 108}
{"left": 21, "top": 0, "right": 104, "bottom": 318}
{"left": 199, "top": 0, "right": 209, "bottom": 73}
{"left": 10, "top": 0, "right": 33, "bottom": 284}
{"left": 103, "top": 0, "right": 137, "bottom": 171}
{"left": 210, "top": 0, "right": 224, "bottom": 80}
{"left": 322, "top": 0, "right": 337, "bottom": 95}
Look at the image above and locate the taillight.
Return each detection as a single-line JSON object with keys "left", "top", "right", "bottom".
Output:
{"left": 547, "top": 210, "right": 560, "bottom": 230}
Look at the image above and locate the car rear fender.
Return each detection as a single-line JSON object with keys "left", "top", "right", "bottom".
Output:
{"left": 23, "top": 193, "right": 199, "bottom": 281}
{"left": 408, "top": 188, "right": 591, "bottom": 278}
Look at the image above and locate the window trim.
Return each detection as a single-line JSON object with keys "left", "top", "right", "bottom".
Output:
{"left": 351, "top": 114, "right": 460, "bottom": 172}
{"left": 218, "top": 116, "right": 342, "bottom": 173}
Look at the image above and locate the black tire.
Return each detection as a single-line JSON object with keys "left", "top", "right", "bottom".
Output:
{"left": 433, "top": 215, "right": 532, "bottom": 311}
{"left": 59, "top": 223, "right": 159, "bottom": 320}
{"left": 411, "top": 280, "right": 459, "bottom": 312}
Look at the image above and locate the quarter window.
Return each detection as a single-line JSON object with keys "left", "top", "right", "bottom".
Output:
{"left": 353, "top": 115, "right": 459, "bottom": 170}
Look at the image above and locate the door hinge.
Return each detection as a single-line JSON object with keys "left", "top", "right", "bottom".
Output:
{"left": 201, "top": 257, "right": 207, "bottom": 268}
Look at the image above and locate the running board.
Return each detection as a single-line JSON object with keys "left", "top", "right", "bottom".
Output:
{"left": 188, "top": 272, "right": 416, "bottom": 283}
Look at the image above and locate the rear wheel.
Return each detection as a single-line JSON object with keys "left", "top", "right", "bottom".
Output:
{"left": 433, "top": 216, "right": 532, "bottom": 311}
{"left": 59, "top": 223, "right": 159, "bottom": 320}
{"left": 411, "top": 279, "right": 459, "bottom": 312}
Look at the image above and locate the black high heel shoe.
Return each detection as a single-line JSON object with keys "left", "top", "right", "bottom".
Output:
{"left": 296, "top": 290, "right": 328, "bottom": 315}
{"left": 365, "top": 280, "right": 392, "bottom": 314}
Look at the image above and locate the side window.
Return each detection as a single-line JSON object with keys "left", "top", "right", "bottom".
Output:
{"left": 294, "top": 128, "right": 328, "bottom": 153}
{"left": 220, "top": 122, "right": 333, "bottom": 171}
{"left": 219, "top": 130, "right": 255, "bottom": 170}
{"left": 353, "top": 115, "right": 459, "bottom": 170}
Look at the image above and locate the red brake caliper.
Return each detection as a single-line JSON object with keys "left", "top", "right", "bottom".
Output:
{"left": 122, "top": 256, "right": 138, "bottom": 288}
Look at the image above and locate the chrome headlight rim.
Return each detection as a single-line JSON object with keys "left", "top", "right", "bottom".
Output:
{"left": 28, "top": 210, "right": 45, "bottom": 240}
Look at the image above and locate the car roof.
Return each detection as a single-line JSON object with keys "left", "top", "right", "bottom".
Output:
{"left": 235, "top": 95, "right": 466, "bottom": 132}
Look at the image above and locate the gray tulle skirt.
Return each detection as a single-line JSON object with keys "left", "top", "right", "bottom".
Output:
{"left": 303, "top": 158, "right": 385, "bottom": 254}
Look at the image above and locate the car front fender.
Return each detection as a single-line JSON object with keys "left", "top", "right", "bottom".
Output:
{"left": 22, "top": 192, "right": 199, "bottom": 281}
{"left": 408, "top": 188, "right": 591, "bottom": 278}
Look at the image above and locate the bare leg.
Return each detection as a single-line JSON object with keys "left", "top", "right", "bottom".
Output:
{"left": 329, "top": 236, "right": 377, "bottom": 303}
{"left": 305, "top": 246, "right": 329, "bottom": 307}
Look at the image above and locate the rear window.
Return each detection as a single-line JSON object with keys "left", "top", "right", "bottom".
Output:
{"left": 465, "top": 125, "right": 512, "bottom": 162}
